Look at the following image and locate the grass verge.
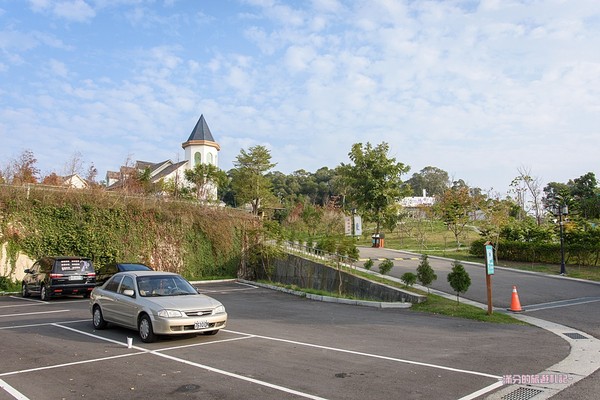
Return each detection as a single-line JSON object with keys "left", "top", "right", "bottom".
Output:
{"left": 411, "top": 293, "right": 527, "bottom": 324}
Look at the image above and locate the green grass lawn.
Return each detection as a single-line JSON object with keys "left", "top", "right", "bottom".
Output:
{"left": 356, "top": 220, "right": 600, "bottom": 282}
{"left": 410, "top": 293, "right": 528, "bottom": 325}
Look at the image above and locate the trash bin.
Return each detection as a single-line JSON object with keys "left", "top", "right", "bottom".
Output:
{"left": 372, "top": 233, "right": 380, "bottom": 248}
{"left": 371, "top": 233, "right": 385, "bottom": 248}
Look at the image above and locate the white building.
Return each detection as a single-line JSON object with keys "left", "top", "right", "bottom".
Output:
{"left": 105, "top": 114, "right": 221, "bottom": 201}
{"left": 400, "top": 189, "right": 436, "bottom": 217}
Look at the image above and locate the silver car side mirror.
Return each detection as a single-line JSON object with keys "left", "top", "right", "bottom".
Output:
{"left": 123, "top": 289, "right": 135, "bottom": 297}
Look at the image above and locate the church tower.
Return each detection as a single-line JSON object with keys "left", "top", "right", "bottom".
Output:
{"left": 182, "top": 114, "right": 221, "bottom": 201}
{"left": 182, "top": 114, "right": 220, "bottom": 171}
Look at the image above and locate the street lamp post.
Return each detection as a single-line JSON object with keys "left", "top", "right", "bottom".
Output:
{"left": 558, "top": 205, "right": 568, "bottom": 276}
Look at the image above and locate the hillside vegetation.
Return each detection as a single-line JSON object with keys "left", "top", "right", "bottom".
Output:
{"left": 0, "top": 185, "right": 255, "bottom": 280}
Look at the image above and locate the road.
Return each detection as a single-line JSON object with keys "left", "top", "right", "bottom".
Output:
{"left": 358, "top": 246, "right": 600, "bottom": 399}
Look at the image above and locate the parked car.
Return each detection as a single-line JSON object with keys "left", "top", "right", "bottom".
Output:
{"left": 95, "top": 262, "right": 152, "bottom": 286}
{"left": 22, "top": 256, "right": 96, "bottom": 300}
{"left": 90, "top": 271, "right": 227, "bottom": 343}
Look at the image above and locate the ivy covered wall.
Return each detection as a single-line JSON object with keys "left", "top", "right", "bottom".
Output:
{"left": 0, "top": 186, "right": 254, "bottom": 281}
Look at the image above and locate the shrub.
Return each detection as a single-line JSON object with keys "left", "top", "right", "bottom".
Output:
{"left": 447, "top": 260, "right": 471, "bottom": 303}
{"left": 378, "top": 259, "right": 394, "bottom": 275}
{"left": 0, "top": 277, "right": 20, "bottom": 292}
{"left": 416, "top": 254, "right": 437, "bottom": 293}
{"left": 363, "top": 259, "right": 374, "bottom": 270}
{"left": 400, "top": 272, "right": 417, "bottom": 287}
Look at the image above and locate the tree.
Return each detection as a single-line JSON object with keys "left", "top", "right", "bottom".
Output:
{"left": 510, "top": 167, "right": 544, "bottom": 225}
{"left": 478, "top": 194, "right": 513, "bottom": 263}
{"left": 339, "top": 142, "right": 410, "bottom": 234}
{"left": 8, "top": 149, "right": 39, "bottom": 184}
{"left": 543, "top": 182, "right": 571, "bottom": 215}
{"left": 378, "top": 259, "right": 394, "bottom": 275}
{"left": 230, "top": 145, "right": 277, "bottom": 215}
{"left": 184, "top": 162, "right": 227, "bottom": 202}
{"left": 405, "top": 166, "right": 449, "bottom": 197}
{"left": 85, "top": 163, "right": 98, "bottom": 186}
{"left": 42, "top": 173, "right": 63, "bottom": 186}
{"left": 400, "top": 272, "right": 417, "bottom": 287}
{"left": 416, "top": 254, "right": 437, "bottom": 293}
{"left": 64, "top": 151, "right": 84, "bottom": 178}
{"left": 447, "top": 260, "right": 471, "bottom": 303}
{"left": 568, "top": 172, "right": 599, "bottom": 219}
{"left": 434, "top": 186, "right": 477, "bottom": 247}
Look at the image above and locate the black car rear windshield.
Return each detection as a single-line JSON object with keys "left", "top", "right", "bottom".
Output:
{"left": 120, "top": 264, "right": 151, "bottom": 271}
{"left": 57, "top": 259, "right": 94, "bottom": 274}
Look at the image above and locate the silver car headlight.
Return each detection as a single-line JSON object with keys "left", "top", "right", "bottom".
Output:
{"left": 158, "top": 309, "right": 184, "bottom": 318}
{"left": 212, "top": 305, "right": 225, "bottom": 315}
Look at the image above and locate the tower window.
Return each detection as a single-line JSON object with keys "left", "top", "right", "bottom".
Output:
{"left": 194, "top": 152, "right": 201, "bottom": 165}
{"left": 207, "top": 153, "right": 214, "bottom": 165}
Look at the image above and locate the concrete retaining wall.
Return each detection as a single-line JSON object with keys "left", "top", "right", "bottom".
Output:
{"left": 0, "top": 244, "right": 33, "bottom": 282}
{"left": 264, "top": 253, "right": 425, "bottom": 304}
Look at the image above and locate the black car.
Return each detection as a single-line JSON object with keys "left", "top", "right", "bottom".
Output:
{"left": 95, "top": 263, "right": 152, "bottom": 286}
{"left": 22, "top": 256, "right": 96, "bottom": 300}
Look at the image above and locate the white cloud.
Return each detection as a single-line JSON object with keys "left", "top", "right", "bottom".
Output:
{"left": 284, "top": 45, "right": 315, "bottom": 73}
{"left": 29, "top": 0, "right": 96, "bottom": 22}
{"left": 54, "top": 0, "right": 95, "bottom": 22}
{"left": 2, "top": 0, "right": 599, "bottom": 194}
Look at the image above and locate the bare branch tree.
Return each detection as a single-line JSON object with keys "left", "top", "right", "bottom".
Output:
{"left": 515, "top": 166, "right": 544, "bottom": 225}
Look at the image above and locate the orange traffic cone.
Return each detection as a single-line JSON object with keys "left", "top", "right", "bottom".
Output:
{"left": 508, "top": 285, "right": 523, "bottom": 312}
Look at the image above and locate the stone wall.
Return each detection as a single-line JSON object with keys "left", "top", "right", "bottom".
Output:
{"left": 0, "top": 244, "right": 33, "bottom": 282}
{"left": 265, "top": 253, "right": 426, "bottom": 304}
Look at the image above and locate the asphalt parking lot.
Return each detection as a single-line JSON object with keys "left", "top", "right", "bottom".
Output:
{"left": 0, "top": 281, "right": 569, "bottom": 400}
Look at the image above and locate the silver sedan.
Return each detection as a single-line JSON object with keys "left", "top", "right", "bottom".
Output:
{"left": 90, "top": 271, "right": 227, "bottom": 343}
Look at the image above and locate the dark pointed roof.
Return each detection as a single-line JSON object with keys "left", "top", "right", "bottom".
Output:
{"left": 187, "top": 114, "right": 215, "bottom": 142}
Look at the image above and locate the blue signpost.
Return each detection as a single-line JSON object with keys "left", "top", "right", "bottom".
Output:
{"left": 485, "top": 243, "right": 494, "bottom": 315}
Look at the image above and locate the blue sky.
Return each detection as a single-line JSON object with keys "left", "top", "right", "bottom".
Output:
{"left": 1, "top": 0, "right": 599, "bottom": 195}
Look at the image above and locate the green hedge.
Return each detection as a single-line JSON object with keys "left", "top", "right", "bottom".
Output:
{"left": 1, "top": 186, "right": 252, "bottom": 279}
{"left": 470, "top": 238, "right": 600, "bottom": 266}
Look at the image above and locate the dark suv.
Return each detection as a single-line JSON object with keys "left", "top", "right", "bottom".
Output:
{"left": 95, "top": 262, "right": 152, "bottom": 286}
{"left": 22, "top": 256, "right": 96, "bottom": 300}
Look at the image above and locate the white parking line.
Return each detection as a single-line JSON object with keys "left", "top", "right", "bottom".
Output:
{"left": 0, "top": 303, "right": 47, "bottom": 309}
{"left": 0, "top": 319, "right": 88, "bottom": 330}
{"left": 8, "top": 296, "right": 46, "bottom": 304}
{"left": 0, "top": 379, "right": 30, "bottom": 400}
{"left": 524, "top": 297, "right": 600, "bottom": 311}
{"left": 0, "top": 352, "right": 142, "bottom": 378}
{"left": 235, "top": 282, "right": 258, "bottom": 288}
{"left": 199, "top": 287, "right": 257, "bottom": 293}
{"left": 223, "top": 329, "right": 502, "bottom": 379}
{"left": 0, "top": 310, "right": 70, "bottom": 318}
{"left": 458, "top": 381, "right": 504, "bottom": 400}
{"left": 58, "top": 324, "right": 329, "bottom": 400}
{"left": 1, "top": 320, "right": 503, "bottom": 399}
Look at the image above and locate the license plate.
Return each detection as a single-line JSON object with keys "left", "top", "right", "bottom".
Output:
{"left": 194, "top": 321, "right": 209, "bottom": 329}
{"left": 69, "top": 275, "right": 82, "bottom": 281}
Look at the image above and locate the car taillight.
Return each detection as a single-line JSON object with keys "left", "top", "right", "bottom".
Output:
{"left": 50, "top": 273, "right": 64, "bottom": 278}
{"left": 87, "top": 273, "right": 96, "bottom": 277}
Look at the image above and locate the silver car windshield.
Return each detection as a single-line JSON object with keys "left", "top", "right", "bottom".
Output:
{"left": 137, "top": 276, "right": 198, "bottom": 297}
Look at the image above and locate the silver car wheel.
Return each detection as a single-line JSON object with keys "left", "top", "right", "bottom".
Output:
{"left": 93, "top": 306, "right": 107, "bottom": 329}
{"left": 40, "top": 285, "right": 48, "bottom": 301}
{"left": 138, "top": 315, "right": 156, "bottom": 343}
